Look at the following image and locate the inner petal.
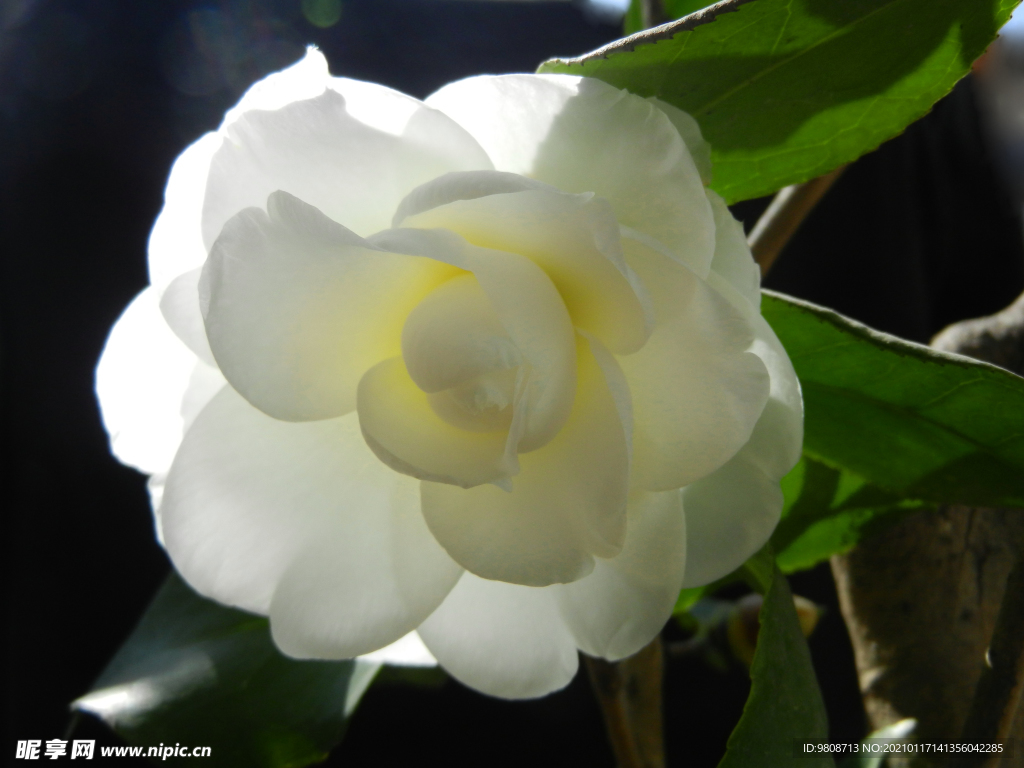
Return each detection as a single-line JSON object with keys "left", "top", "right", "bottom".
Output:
{"left": 428, "top": 368, "right": 519, "bottom": 434}
{"left": 372, "top": 227, "right": 576, "bottom": 453}
{"left": 357, "top": 356, "right": 512, "bottom": 488}
{"left": 401, "top": 274, "right": 521, "bottom": 394}
{"left": 402, "top": 183, "right": 651, "bottom": 355}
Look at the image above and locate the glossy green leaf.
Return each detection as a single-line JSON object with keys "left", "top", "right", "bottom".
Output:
{"left": 718, "top": 565, "right": 833, "bottom": 768}
{"left": 73, "top": 573, "right": 379, "bottom": 767}
{"left": 541, "top": 0, "right": 1016, "bottom": 203}
{"left": 772, "top": 456, "right": 932, "bottom": 573}
{"left": 762, "top": 290, "right": 1024, "bottom": 509}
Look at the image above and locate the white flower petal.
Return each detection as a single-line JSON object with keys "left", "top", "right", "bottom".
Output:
{"left": 680, "top": 317, "right": 801, "bottom": 588}
{"left": 427, "top": 74, "right": 714, "bottom": 277}
{"left": 680, "top": 445, "right": 783, "bottom": 589}
{"left": 159, "top": 267, "right": 215, "bottom": 366}
{"left": 403, "top": 181, "right": 651, "bottom": 354}
{"left": 147, "top": 132, "right": 223, "bottom": 293}
{"left": 271, "top": 525, "right": 462, "bottom": 661}
{"left": 746, "top": 313, "right": 804, "bottom": 479}
{"left": 95, "top": 288, "right": 224, "bottom": 476}
{"left": 555, "top": 488, "right": 685, "bottom": 660}
{"left": 707, "top": 190, "right": 761, "bottom": 311}
{"left": 400, "top": 273, "right": 519, "bottom": 395}
{"left": 418, "top": 573, "right": 579, "bottom": 699}
{"left": 201, "top": 191, "right": 456, "bottom": 422}
{"left": 202, "top": 77, "right": 492, "bottom": 247}
{"left": 162, "top": 387, "right": 463, "bottom": 650}
{"left": 392, "top": 169, "right": 548, "bottom": 226}
{"left": 358, "top": 356, "right": 512, "bottom": 488}
{"left": 146, "top": 49, "right": 337, "bottom": 292}
{"left": 223, "top": 47, "right": 333, "bottom": 119}
{"left": 419, "top": 336, "right": 629, "bottom": 587}
{"left": 372, "top": 227, "right": 577, "bottom": 453}
{"left": 649, "top": 97, "right": 712, "bottom": 185}
{"left": 622, "top": 244, "right": 770, "bottom": 491}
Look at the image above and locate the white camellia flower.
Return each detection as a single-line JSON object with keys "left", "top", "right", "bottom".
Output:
{"left": 96, "top": 49, "right": 802, "bottom": 699}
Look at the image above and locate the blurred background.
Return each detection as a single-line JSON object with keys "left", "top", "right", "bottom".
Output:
{"left": 4, "top": 0, "right": 1024, "bottom": 765}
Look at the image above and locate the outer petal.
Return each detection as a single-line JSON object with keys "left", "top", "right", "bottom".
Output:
{"left": 161, "top": 387, "right": 463, "bottom": 658}
{"left": 649, "top": 97, "right": 712, "bottom": 185}
{"left": 203, "top": 67, "right": 492, "bottom": 246}
{"left": 160, "top": 267, "right": 216, "bottom": 366}
{"left": 427, "top": 75, "right": 714, "bottom": 277}
{"left": 402, "top": 180, "right": 651, "bottom": 355}
{"left": 621, "top": 244, "right": 770, "bottom": 491}
{"left": 746, "top": 314, "right": 803, "bottom": 479}
{"left": 417, "top": 573, "right": 579, "bottom": 699}
{"left": 201, "top": 191, "right": 456, "bottom": 421}
{"left": 680, "top": 443, "right": 783, "bottom": 589}
{"left": 147, "top": 49, "right": 335, "bottom": 291}
{"left": 147, "top": 132, "right": 223, "bottom": 292}
{"left": 420, "top": 336, "right": 629, "bottom": 587}
{"left": 95, "top": 287, "right": 224, "bottom": 476}
{"left": 555, "top": 488, "right": 686, "bottom": 660}
{"left": 681, "top": 315, "right": 803, "bottom": 587}
{"left": 706, "top": 190, "right": 761, "bottom": 312}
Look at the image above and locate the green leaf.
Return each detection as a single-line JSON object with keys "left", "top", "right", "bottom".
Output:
{"left": 73, "top": 573, "right": 378, "bottom": 767}
{"left": 718, "top": 565, "right": 833, "bottom": 768}
{"left": 762, "top": 291, "right": 1024, "bottom": 509}
{"left": 540, "top": 0, "right": 1017, "bottom": 204}
{"left": 772, "top": 456, "right": 932, "bottom": 573}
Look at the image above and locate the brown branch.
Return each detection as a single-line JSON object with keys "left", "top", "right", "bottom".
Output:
{"left": 950, "top": 552, "right": 1024, "bottom": 768}
{"left": 586, "top": 638, "right": 665, "bottom": 768}
{"left": 748, "top": 166, "right": 847, "bottom": 277}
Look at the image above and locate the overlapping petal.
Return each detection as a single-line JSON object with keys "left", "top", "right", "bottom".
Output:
{"left": 555, "top": 488, "right": 686, "bottom": 660}
{"left": 201, "top": 191, "right": 457, "bottom": 422}
{"left": 399, "top": 174, "right": 651, "bottom": 354}
{"left": 371, "top": 227, "right": 576, "bottom": 453}
{"left": 203, "top": 68, "right": 492, "bottom": 246}
{"left": 426, "top": 74, "right": 715, "bottom": 277}
{"left": 419, "top": 336, "right": 629, "bottom": 587}
{"left": 357, "top": 356, "right": 513, "bottom": 488}
{"left": 161, "top": 388, "right": 463, "bottom": 651}
{"left": 160, "top": 267, "right": 216, "bottom": 366}
{"left": 681, "top": 315, "right": 803, "bottom": 586}
{"left": 707, "top": 190, "right": 762, "bottom": 312}
{"left": 417, "top": 573, "right": 579, "bottom": 699}
{"left": 96, "top": 288, "right": 224, "bottom": 476}
{"left": 621, "top": 242, "right": 770, "bottom": 491}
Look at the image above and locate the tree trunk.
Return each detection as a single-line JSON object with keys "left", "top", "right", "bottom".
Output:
{"left": 831, "top": 292, "right": 1024, "bottom": 765}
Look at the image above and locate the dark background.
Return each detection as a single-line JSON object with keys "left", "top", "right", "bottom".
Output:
{"left": 4, "top": 0, "right": 1023, "bottom": 765}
